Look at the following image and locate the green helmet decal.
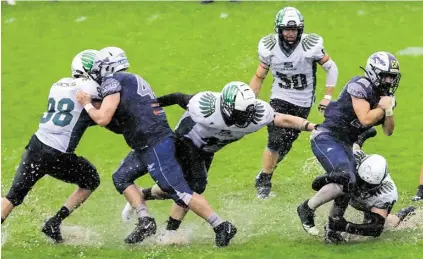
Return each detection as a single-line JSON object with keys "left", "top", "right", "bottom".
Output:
{"left": 275, "top": 9, "right": 286, "bottom": 26}
{"left": 81, "top": 50, "right": 96, "bottom": 72}
{"left": 222, "top": 84, "right": 238, "bottom": 104}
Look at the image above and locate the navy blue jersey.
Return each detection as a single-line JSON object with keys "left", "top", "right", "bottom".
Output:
{"left": 98, "top": 72, "right": 173, "bottom": 149}
{"left": 320, "top": 76, "right": 384, "bottom": 144}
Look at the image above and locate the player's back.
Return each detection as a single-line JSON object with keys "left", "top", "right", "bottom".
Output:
{"left": 320, "top": 76, "right": 383, "bottom": 144}
{"left": 106, "top": 72, "right": 173, "bottom": 149}
{"left": 36, "top": 77, "right": 98, "bottom": 153}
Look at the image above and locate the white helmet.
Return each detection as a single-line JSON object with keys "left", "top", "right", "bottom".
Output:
{"left": 101, "top": 46, "right": 130, "bottom": 72}
{"left": 90, "top": 47, "right": 129, "bottom": 82}
{"left": 357, "top": 154, "right": 388, "bottom": 190}
{"left": 220, "top": 81, "right": 256, "bottom": 128}
{"left": 274, "top": 7, "right": 304, "bottom": 44}
{"left": 71, "top": 49, "right": 97, "bottom": 78}
{"left": 363, "top": 51, "right": 401, "bottom": 95}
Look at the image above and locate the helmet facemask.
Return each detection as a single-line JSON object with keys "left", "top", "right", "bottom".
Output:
{"left": 369, "top": 65, "right": 401, "bottom": 95}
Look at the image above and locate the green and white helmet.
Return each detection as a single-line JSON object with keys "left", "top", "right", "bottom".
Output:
{"left": 220, "top": 81, "right": 256, "bottom": 128}
{"left": 274, "top": 7, "right": 304, "bottom": 44}
{"left": 71, "top": 49, "right": 97, "bottom": 78}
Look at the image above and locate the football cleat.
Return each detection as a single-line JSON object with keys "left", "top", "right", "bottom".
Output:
{"left": 124, "top": 216, "right": 157, "bottom": 244}
{"left": 297, "top": 200, "right": 319, "bottom": 236}
{"left": 213, "top": 221, "right": 237, "bottom": 247}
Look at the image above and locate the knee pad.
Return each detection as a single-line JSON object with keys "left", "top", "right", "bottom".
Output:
{"left": 112, "top": 171, "right": 132, "bottom": 194}
{"left": 79, "top": 169, "right": 100, "bottom": 191}
{"left": 189, "top": 178, "right": 208, "bottom": 194}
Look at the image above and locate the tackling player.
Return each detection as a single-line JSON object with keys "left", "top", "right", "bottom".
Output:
{"left": 296, "top": 51, "right": 400, "bottom": 235}
{"left": 76, "top": 47, "right": 237, "bottom": 247}
{"left": 1, "top": 50, "right": 102, "bottom": 243}
{"left": 120, "top": 81, "right": 317, "bottom": 241}
{"left": 321, "top": 149, "right": 416, "bottom": 243}
{"left": 252, "top": 7, "right": 339, "bottom": 199}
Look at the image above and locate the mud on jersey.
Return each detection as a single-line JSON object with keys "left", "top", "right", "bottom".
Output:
{"left": 35, "top": 77, "right": 100, "bottom": 153}
{"left": 174, "top": 91, "right": 275, "bottom": 153}
{"left": 349, "top": 150, "right": 398, "bottom": 212}
{"left": 258, "top": 33, "right": 325, "bottom": 107}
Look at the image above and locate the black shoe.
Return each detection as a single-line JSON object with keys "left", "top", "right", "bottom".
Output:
{"left": 42, "top": 218, "right": 63, "bottom": 243}
{"left": 411, "top": 185, "right": 423, "bottom": 201}
{"left": 355, "top": 127, "right": 377, "bottom": 148}
{"left": 396, "top": 206, "right": 417, "bottom": 223}
{"left": 297, "top": 200, "right": 319, "bottom": 235}
{"left": 213, "top": 221, "right": 237, "bottom": 247}
{"left": 255, "top": 173, "right": 272, "bottom": 199}
{"left": 324, "top": 225, "right": 347, "bottom": 244}
{"left": 124, "top": 217, "right": 157, "bottom": 244}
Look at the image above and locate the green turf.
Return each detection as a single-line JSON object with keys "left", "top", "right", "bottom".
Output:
{"left": 2, "top": 1, "right": 423, "bottom": 258}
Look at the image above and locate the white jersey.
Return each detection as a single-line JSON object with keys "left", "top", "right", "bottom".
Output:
{"left": 175, "top": 91, "right": 275, "bottom": 153}
{"left": 258, "top": 33, "right": 325, "bottom": 107}
{"left": 349, "top": 150, "right": 399, "bottom": 212}
{"left": 35, "top": 77, "right": 100, "bottom": 153}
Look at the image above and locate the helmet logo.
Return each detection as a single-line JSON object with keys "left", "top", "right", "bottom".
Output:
{"left": 391, "top": 60, "right": 399, "bottom": 69}
{"left": 371, "top": 55, "right": 386, "bottom": 66}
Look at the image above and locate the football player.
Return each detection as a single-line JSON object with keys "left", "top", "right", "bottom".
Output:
{"left": 252, "top": 7, "right": 339, "bottom": 199}
{"left": 1, "top": 50, "right": 102, "bottom": 243}
{"left": 120, "top": 81, "right": 317, "bottom": 242}
{"left": 321, "top": 150, "right": 416, "bottom": 243}
{"left": 76, "top": 47, "right": 237, "bottom": 247}
{"left": 411, "top": 163, "right": 423, "bottom": 201}
{"left": 296, "top": 51, "right": 400, "bottom": 235}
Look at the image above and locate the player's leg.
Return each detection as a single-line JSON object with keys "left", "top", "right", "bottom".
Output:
{"left": 255, "top": 99, "right": 310, "bottom": 199}
{"left": 147, "top": 137, "right": 236, "bottom": 247}
{"left": 111, "top": 150, "right": 156, "bottom": 244}
{"left": 353, "top": 127, "right": 377, "bottom": 150}
{"left": 297, "top": 133, "right": 355, "bottom": 235}
{"left": 324, "top": 195, "right": 349, "bottom": 244}
{"left": 2, "top": 146, "right": 46, "bottom": 224}
{"left": 42, "top": 155, "right": 100, "bottom": 242}
{"left": 412, "top": 163, "right": 423, "bottom": 201}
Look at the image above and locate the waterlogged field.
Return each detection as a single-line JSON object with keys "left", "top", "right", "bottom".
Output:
{"left": 2, "top": 1, "right": 423, "bottom": 258}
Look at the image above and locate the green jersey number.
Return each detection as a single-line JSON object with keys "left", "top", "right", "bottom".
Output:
{"left": 40, "top": 98, "right": 75, "bottom": 127}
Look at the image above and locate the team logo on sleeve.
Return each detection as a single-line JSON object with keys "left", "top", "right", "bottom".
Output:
{"left": 199, "top": 93, "right": 217, "bottom": 118}
{"left": 262, "top": 34, "right": 277, "bottom": 51}
{"left": 301, "top": 34, "right": 320, "bottom": 51}
{"left": 251, "top": 102, "right": 265, "bottom": 124}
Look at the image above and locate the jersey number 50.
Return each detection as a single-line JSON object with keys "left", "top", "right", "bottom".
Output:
{"left": 39, "top": 98, "right": 74, "bottom": 127}
{"left": 276, "top": 72, "right": 307, "bottom": 90}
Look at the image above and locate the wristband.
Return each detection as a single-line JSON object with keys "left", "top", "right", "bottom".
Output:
{"left": 324, "top": 95, "right": 332, "bottom": 100}
{"left": 385, "top": 108, "right": 394, "bottom": 117}
{"left": 84, "top": 103, "right": 94, "bottom": 112}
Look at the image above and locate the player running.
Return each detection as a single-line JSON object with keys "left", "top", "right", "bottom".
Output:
{"left": 252, "top": 7, "right": 339, "bottom": 199}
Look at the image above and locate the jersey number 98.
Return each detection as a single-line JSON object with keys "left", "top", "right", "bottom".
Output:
{"left": 40, "top": 98, "right": 74, "bottom": 127}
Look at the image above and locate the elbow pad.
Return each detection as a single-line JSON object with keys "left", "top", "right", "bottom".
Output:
{"left": 346, "top": 212, "right": 385, "bottom": 237}
{"left": 321, "top": 59, "right": 338, "bottom": 87}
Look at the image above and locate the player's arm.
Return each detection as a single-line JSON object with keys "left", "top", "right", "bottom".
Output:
{"left": 272, "top": 113, "right": 316, "bottom": 131}
{"left": 351, "top": 97, "right": 385, "bottom": 127}
{"left": 76, "top": 77, "right": 121, "bottom": 127}
{"left": 250, "top": 63, "right": 269, "bottom": 97}
{"left": 381, "top": 96, "right": 396, "bottom": 136}
{"left": 318, "top": 53, "right": 338, "bottom": 100}
{"left": 328, "top": 207, "right": 388, "bottom": 237}
{"left": 157, "top": 92, "right": 194, "bottom": 110}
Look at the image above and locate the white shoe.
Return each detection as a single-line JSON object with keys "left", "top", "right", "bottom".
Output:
{"left": 121, "top": 202, "right": 135, "bottom": 223}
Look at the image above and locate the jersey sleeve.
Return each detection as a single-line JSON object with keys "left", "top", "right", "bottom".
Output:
{"left": 302, "top": 33, "right": 325, "bottom": 61}
{"left": 353, "top": 150, "right": 368, "bottom": 166}
{"left": 372, "top": 181, "right": 398, "bottom": 212}
{"left": 187, "top": 91, "right": 218, "bottom": 124}
{"left": 98, "top": 76, "right": 122, "bottom": 98}
{"left": 347, "top": 81, "right": 370, "bottom": 99}
{"left": 258, "top": 34, "right": 277, "bottom": 66}
{"left": 254, "top": 100, "right": 276, "bottom": 127}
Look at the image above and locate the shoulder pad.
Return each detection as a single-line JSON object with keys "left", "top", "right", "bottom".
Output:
{"left": 188, "top": 91, "right": 218, "bottom": 120}
{"left": 252, "top": 100, "right": 275, "bottom": 126}
{"left": 75, "top": 78, "right": 102, "bottom": 100}
{"left": 258, "top": 34, "right": 277, "bottom": 60}
{"left": 301, "top": 33, "right": 324, "bottom": 58}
